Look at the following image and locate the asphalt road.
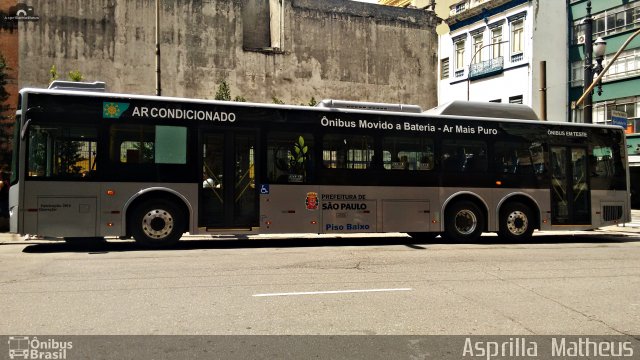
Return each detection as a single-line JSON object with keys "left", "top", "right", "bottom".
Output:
{"left": 1, "top": 230, "right": 639, "bottom": 336}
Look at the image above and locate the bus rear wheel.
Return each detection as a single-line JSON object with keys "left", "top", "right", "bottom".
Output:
{"left": 498, "top": 202, "right": 534, "bottom": 242}
{"left": 444, "top": 201, "right": 484, "bottom": 243}
{"left": 130, "top": 200, "right": 185, "bottom": 247}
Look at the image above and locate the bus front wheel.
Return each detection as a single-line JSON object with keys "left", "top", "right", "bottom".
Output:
{"left": 130, "top": 200, "right": 185, "bottom": 247}
{"left": 444, "top": 201, "right": 484, "bottom": 243}
{"left": 498, "top": 202, "right": 534, "bottom": 242}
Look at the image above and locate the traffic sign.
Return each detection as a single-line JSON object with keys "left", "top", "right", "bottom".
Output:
{"left": 611, "top": 110, "right": 628, "bottom": 128}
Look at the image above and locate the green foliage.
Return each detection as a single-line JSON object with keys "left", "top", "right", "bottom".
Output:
{"left": 233, "top": 95, "right": 247, "bottom": 102}
{"left": 215, "top": 80, "right": 231, "bottom": 101}
{"left": 0, "top": 56, "right": 9, "bottom": 107}
{"left": 49, "top": 65, "right": 58, "bottom": 82}
{"left": 0, "top": 55, "right": 12, "bottom": 169}
{"left": 308, "top": 97, "right": 317, "bottom": 106}
{"left": 57, "top": 141, "right": 85, "bottom": 175}
{"left": 288, "top": 136, "right": 308, "bottom": 174}
{"left": 68, "top": 70, "right": 83, "bottom": 82}
{"left": 272, "top": 97, "right": 285, "bottom": 105}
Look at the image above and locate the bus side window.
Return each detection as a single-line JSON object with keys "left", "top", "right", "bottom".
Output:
{"left": 382, "top": 136, "right": 433, "bottom": 171}
{"left": 27, "top": 125, "right": 98, "bottom": 179}
{"left": 442, "top": 140, "right": 486, "bottom": 173}
{"left": 267, "top": 132, "right": 314, "bottom": 183}
{"left": 322, "top": 134, "right": 373, "bottom": 170}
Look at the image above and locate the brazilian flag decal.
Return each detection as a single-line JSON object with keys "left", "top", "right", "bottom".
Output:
{"left": 103, "top": 102, "right": 130, "bottom": 119}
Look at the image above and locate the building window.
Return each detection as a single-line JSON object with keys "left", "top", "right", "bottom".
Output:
{"left": 472, "top": 34, "right": 483, "bottom": 64}
{"left": 509, "top": 95, "right": 523, "bottom": 104}
{"left": 592, "top": 99, "right": 638, "bottom": 126}
{"left": 242, "top": 0, "right": 283, "bottom": 52}
{"left": 490, "top": 99, "right": 502, "bottom": 103}
{"left": 441, "top": 58, "right": 450, "bottom": 79}
{"left": 593, "top": 3, "right": 639, "bottom": 38}
{"left": 572, "top": 3, "right": 640, "bottom": 44}
{"left": 491, "top": 27, "right": 502, "bottom": 59}
{"left": 570, "top": 61, "right": 584, "bottom": 87}
{"left": 455, "top": 40, "right": 466, "bottom": 71}
{"left": 603, "top": 49, "right": 640, "bottom": 82}
{"left": 511, "top": 20, "right": 524, "bottom": 55}
{"left": 572, "top": 49, "right": 640, "bottom": 85}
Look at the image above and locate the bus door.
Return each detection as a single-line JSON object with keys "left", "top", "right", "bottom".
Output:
{"left": 200, "top": 131, "right": 258, "bottom": 229}
{"left": 550, "top": 146, "right": 590, "bottom": 225}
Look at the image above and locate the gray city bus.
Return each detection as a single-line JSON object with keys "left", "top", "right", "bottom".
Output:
{"left": 8, "top": 82, "right": 631, "bottom": 247}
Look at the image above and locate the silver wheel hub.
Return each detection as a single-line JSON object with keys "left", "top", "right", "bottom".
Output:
{"left": 142, "top": 209, "right": 174, "bottom": 239}
{"left": 454, "top": 209, "right": 477, "bottom": 235}
{"left": 506, "top": 210, "right": 528, "bottom": 235}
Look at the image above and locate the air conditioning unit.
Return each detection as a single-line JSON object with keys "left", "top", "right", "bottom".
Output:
{"left": 577, "top": 35, "right": 586, "bottom": 44}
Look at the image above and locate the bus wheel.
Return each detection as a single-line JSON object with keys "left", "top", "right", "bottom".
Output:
{"left": 444, "top": 201, "right": 484, "bottom": 243}
{"left": 130, "top": 200, "right": 185, "bottom": 247}
{"left": 498, "top": 202, "right": 534, "bottom": 242}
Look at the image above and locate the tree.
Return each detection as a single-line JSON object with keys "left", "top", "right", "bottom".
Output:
{"left": 0, "top": 54, "right": 12, "bottom": 169}
{"left": 49, "top": 65, "right": 58, "bottom": 82}
{"left": 50, "top": 65, "right": 84, "bottom": 82}
{"left": 214, "top": 80, "right": 231, "bottom": 101}
{"left": 68, "top": 70, "right": 83, "bottom": 82}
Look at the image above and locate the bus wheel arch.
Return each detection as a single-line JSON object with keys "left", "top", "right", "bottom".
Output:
{"left": 125, "top": 190, "right": 190, "bottom": 247}
{"left": 498, "top": 195, "right": 539, "bottom": 242}
{"left": 442, "top": 194, "right": 487, "bottom": 243}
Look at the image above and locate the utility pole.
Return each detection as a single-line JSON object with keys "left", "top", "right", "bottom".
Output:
{"left": 582, "top": 1, "right": 593, "bottom": 123}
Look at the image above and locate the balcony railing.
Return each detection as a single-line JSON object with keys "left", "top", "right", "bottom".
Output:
{"left": 469, "top": 57, "right": 504, "bottom": 80}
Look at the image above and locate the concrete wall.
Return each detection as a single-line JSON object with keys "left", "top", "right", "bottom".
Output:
{"left": 18, "top": 0, "right": 439, "bottom": 108}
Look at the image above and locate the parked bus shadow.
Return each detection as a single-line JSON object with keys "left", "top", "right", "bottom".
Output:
{"left": 19, "top": 232, "right": 638, "bottom": 254}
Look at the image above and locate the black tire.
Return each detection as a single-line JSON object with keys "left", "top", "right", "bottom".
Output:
{"left": 443, "top": 201, "right": 485, "bottom": 243}
{"left": 498, "top": 202, "right": 534, "bottom": 242}
{"left": 130, "top": 199, "right": 185, "bottom": 247}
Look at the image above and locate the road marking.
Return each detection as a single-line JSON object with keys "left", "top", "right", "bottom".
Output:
{"left": 253, "top": 288, "right": 413, "bottom": 297}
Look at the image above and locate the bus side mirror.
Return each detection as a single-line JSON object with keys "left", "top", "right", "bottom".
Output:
{"left": 20, "top": 106, "right": 43, "bottom": 140}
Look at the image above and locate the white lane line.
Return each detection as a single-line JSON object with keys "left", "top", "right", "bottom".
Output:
{"left": 253, "top": 288, "right": 413, "bottom": 297}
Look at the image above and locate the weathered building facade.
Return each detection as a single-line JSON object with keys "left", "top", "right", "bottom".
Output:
{"left": 18, "top": 0, "right": 439, "bottom": 108}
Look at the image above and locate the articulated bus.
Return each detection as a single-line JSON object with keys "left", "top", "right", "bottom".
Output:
{"left": 8, "top": 82, "right": 631, "bottom": 246}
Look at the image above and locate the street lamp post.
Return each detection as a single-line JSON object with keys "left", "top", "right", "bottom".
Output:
{"left": 593, "top": 37, "right": 607, "bottom": 96}
{"left": 583, "top": 1, "right": 593, "bottom": 123}
{"left": 582, "top": 1, "right": 607, "bottom": 124}
{"left": 467, "top": 40, "right": 508, "bottom": 101}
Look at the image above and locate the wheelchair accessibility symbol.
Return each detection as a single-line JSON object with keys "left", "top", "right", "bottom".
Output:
{"left": 260, "top": 184, "right": 270, "bottom": 194}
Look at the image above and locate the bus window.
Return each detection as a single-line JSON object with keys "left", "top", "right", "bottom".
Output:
{"left": 382, "top": 136, "right": 433, "bottom": 171}
{"left": 267, "top": 132, "right": 314, "bottom": 183}
{"left": 494, "top": 141, "right": 545, "bottom": 175}
{"left": 110, "top": 124, "right": 187, "bottom": 165}
{"left": 322, "top": 134, "right": 374, "bottom": 170}
{"left": 27, "top": 125, "right": 97, "bottom": 179}
{"left": 442, "top": 140, "right": 487, "bottom": 173}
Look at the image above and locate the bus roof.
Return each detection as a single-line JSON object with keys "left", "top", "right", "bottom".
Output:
{"left": 316, "top": 99, "right": 423, "bottom": 113}
{"left": 425, "top": 101, "right": 540, "bottom": 121}
{"left": 20, "top": 86, "right": 626, "bottom": 132}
